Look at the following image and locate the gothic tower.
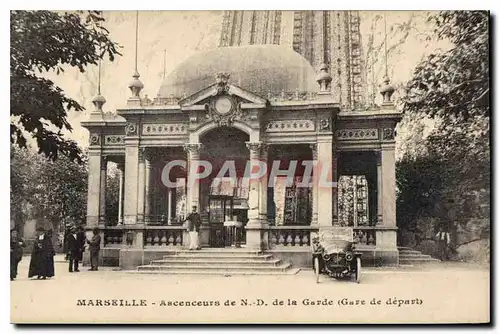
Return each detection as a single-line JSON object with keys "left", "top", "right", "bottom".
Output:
{"left": 219, "top": 10, "right": 366, "bottom": 109}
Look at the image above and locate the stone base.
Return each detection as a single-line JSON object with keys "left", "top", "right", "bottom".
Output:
{"left": 88, "top": 246, "right": 399, "bottom": 270}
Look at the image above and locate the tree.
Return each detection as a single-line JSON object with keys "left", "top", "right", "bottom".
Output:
{"left": 10, "top": 145, "right": 89, "bottom": 235}
{"left": 397, "top": 11, "right": 490, "bottom": 260}
{"left": 10, "top": 10, "right": 121, "bottom": 162}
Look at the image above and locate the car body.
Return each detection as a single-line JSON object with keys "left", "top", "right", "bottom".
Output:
{"left": 313, "top": 228, "right": 362, "bottom": 283}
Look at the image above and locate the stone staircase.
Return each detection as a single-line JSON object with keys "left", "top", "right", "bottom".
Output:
{"left": 135, "top": 249, "right": 299, "bottom": 275}
{"left": 398, "top": 247, "right": 440, "bottom": 265}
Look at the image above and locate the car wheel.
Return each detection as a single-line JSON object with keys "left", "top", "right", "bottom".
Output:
{"left": 355, "top": 257, "right": 361, "bottom": 284}
{"left": 314, "top": 257, "right": 320, "bottom": 283}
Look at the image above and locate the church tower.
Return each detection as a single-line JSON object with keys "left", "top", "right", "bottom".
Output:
{"left": 219, "top": 10, "right": 365, "bottom": 110}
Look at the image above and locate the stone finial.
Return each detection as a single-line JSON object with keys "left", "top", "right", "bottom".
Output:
{"left": 380, "top": 75, "right": 395, "bottom": 103}
{"left": 92, "top": 94, "right": 106, "bottom": 112}
{"left": 128, "top": 70, "right": 144, "bottom": 98}
{"left": 316, "top": 63, "right": 332, "bottom": 92}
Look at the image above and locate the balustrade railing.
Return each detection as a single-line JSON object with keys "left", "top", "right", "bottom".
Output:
{"left": 353, "top": 227, "right": 377, "bottom": 246}
{"left": 103, "top": 229, "right": 124, "bottom": 246}
{"left": 143, "top": 227, "right": 184, "bottom": 247}
{"left": 268, "top": 226, "right": 318, "bottom": 248}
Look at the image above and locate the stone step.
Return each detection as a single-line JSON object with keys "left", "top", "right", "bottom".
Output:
{"left": 164, "top": 254, "right": 275, "bottom": 261}
{"left": 128, "top": 268, "right": 300, "bottom": 276}
{"left": 151, "top": 259, "right": 282, "bottom": 266}
{"left": 398, "top": 250, "right": 423, "bottom": 255}
{"left": 399, "top": 254, "right": 435, "bottom": 260}
{"left": 137, "top": 263, "right": 292, "bottom": 272}
{"left": 400, "top": 258, "right": 439, "bottom": 264}
{"left": 173, "top": 249, "right": 263, "bottom": 254}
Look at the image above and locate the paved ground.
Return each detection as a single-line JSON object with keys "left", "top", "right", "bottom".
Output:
{"left": 11, "top": 255, "right": 490, "bottom": 324}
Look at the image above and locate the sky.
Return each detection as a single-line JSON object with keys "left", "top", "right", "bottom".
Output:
{"left": 41, "top": 10, "right": 450, "bottom": 151}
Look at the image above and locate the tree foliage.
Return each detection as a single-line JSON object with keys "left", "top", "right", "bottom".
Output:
{"left": 397, "top": 11, "right": 490, "bottom": 260}
{"left": 10, "top": 10, "right": 121, "bottom": 162}
{"left": 10, "top": 145, "right": 88, "bottom": 234}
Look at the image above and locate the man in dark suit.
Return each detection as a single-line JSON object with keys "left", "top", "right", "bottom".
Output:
{"left": 185, "top": 205, "right": 202, "bottom": 250}
{"left": 66, "top": 226, "right": 82, "bottom": 272}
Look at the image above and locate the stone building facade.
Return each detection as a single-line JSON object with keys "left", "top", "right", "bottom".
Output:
{"left": 81, "top": 10, "right": 401, "bottom": 269}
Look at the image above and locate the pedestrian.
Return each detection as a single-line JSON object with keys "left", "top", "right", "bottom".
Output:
{"left": 310, "top": 234, "right": 324, "bottom": 272}
{"left": 87, "top": 227, "right": 101, "bottom": 271}
{"left": 43, "top": 230, "right": 55, "bottom": 279}
{"left": 435, "top": 226, "right": 451, "bottom": 261}
{"left": 10, "top": 229, "right": 25, "bottom": 281}
{"left": 66, "top": 226, "right": 81, "bottom": 272}
{"left": 185, "top": 205, "right": 202, "bottom": 250}
{"left": 28, "top": 228, "right": 48, "bottom": 279}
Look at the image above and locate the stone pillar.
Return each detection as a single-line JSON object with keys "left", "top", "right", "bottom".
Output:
{"left": 184, "top": 143, "right": 203, "bottom": 210}
{"left": 259, "top": 144, "right": 269, "bottom": 225}
{"left": 332, "top": 153, "right": 339, "bottom": 225}
{"left": 167, "top": 189, "right": 172, "bottom": 225}
{"left": 144, "top": 153, "right": 152, "bottom": 223}
{"left": 309, "top": 143, "right": 318, "bottom": 226}
{"left": 381, "top": 144, "right": 396, "bottom": 227}
{"left": 260, "top": 144, "right": 269, "bottom": 249}
{"left": 136, "top": 148, "right": 146, "bottom": 223}
{"left": 123, "top": 143, "right": 139, "bottom": 225}
{"left": 376, "top": 151, "right": 383, "bottom": 224}
{"left": 117, "top": 162, "right": 125, "bottom": 225}
{"left": 86, "top": 150, "right": 103, "bottom": 227}
{"left": 246, "top": 141, "right": 263, "bottom": 251}
{"left": 98, "top": 156, "right": 107, "bottom": 225}
{"left": 317, "top": 137, "right": 333, "bottom": 227}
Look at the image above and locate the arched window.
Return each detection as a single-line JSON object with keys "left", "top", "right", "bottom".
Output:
{"left": 338, "top": 175, "right": 369, "bottom": 227}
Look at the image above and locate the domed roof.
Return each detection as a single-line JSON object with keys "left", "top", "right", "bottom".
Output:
{"left": 157, "top": 45, "right": 319, "bottom": 98}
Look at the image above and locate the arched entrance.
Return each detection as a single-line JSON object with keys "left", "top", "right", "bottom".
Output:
{"left": 199, "top": 127, "right": 250, "bottom": 247}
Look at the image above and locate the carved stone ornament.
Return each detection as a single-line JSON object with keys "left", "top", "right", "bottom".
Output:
{"left": 183, "top": 143, "right": 203, "bottom": 155}
{"left": 89, "top": 133, "right": 100, "bottom": 146}
{"left": 214, "top": 72, "right": 231, "bottom": 95}
{"left": 319, "top": 118, "right": 332, "bottom": 132}
{"left": 206, "top": 96, "right": 248, "bottom": 127}
{"left": 126, "top": 123, "right": 137, "bottom": 136}
{"left": 382, "top": 128, "right": 395, "bottom": 140}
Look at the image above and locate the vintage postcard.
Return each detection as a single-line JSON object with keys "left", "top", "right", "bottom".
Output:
{"left": 10, "top": 10, "right": 490, "bottom": 324}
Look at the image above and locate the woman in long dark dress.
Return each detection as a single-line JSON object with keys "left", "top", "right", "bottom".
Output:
{"left": 10, "top": 229, "right": 25, "bottom": 280}
{"left": 28, "top": 229, "right": 47, "bottom": 279}
{"left": 44, "top": 230, "right": 55, "bottom": 278}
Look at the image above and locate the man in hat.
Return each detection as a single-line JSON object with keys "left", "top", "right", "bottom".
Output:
{"left": 66, "top": 226, "right": 81, "bottom": 272}
{"left": 185, "top": 205, "right": 202, "bottom": 250}
{"left": 435, "top": 226, "right": 451, "bottom": 261}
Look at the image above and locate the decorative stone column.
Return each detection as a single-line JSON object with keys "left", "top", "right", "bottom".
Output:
{"left": 98, "top": 156, "right": 108, "bottom": 225}
{"left": 184, "top": 143, "right": 203, "bottom": 211}
{"left": 259, "top": 144, "right": 269, "bottom": 249}
{"left": 259, "top": 144, "right": 269, "bottom": 225}
{"left": 309, "top": 143, "right": 318, "bottom": 226}
{"left": 332, "top": 154, "right": 339, "bottom": 225}
{"left": 86, "top": 150, "right": 103, "bottom": 227}
{"left": 123, "top": 126, "right": 139, "bottom": 226}
{"left": 117, "top": 162, "right": 125, "bottom": 225}
{"left": 137, "top": 148, "right": 146, "bottom": 223}
{"left": 144, "top": 152, "right": 152, "bottom": 223}
{"left": 376, "top": 150, "right": 383, "bottom": 224}
{"left": 246, "top": 141, "right": 263, "bottom": 251}
{"left": 317, "top": 137, "right": 333, "bottom": 227}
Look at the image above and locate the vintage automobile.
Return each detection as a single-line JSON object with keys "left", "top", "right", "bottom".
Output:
{"left": 312, "top": 228, "right": 362, "bottom": 283}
